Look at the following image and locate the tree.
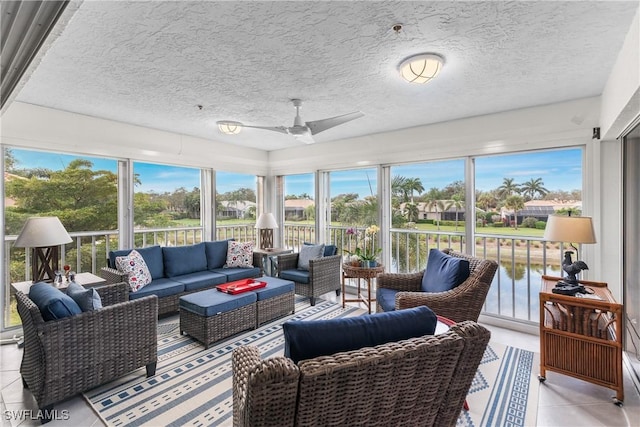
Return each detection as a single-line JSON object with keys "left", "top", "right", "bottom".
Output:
{"left": 504, "top": 195, "right": 525, "bottom": 229}
{"left": 447, "top": 195, "right": 464, "bottom": 231}
{"left": 404, "top": 177, "right": 424, "bottom": 204}
{"left": 497, "top": 178, "right": 520, "bottom": 199}
{"left": 520, "top": 178, "right": 549, "bottom": 200}
{"left": 405, "top": 202, "right": 419, "bottom": 222}
{"left": 391, "top": 175, "right": 408, "bottom": 203}
{"left": 477, "top": 191, "right": 498, "bottom": 211}
{"left": 442, "top": 180, "right": 465, "bottom": 200}
{"left": 425, "top": 196, "right": 445, "bottom": 230}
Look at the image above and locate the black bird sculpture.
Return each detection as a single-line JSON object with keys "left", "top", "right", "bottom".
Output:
{"left": 561, "top": 250, "right": 589, "bottom": 284}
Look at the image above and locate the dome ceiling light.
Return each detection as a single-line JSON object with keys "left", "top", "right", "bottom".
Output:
{"left": 398, "top": 53, "right": 444, "bottom": 84}
{"left": 217, "top": 121, "right": 243, "bottom": 135}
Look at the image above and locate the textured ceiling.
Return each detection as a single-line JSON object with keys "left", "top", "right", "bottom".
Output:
{"left": 14, "top": 1, "right": 639, "bottom": 151}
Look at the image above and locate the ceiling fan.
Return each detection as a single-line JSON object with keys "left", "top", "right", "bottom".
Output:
{"left": 222, "top": 99, "right": 364, "bottom": 144}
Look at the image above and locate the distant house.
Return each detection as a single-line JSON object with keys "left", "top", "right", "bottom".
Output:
{"left": 218, "top": 200, "right": 256, "bottom": 219}
{"left": 500, "top": 200, "right": 582, "bottom": 224}
{"left": 399, "top": 201, "right": 467, "bottom": 222}
{"left": 285, "top": 199, "right": 314, "bottom": 220}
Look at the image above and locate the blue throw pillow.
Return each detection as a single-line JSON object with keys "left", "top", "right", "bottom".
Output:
{"left": 421, "top": 249, "right": 470, "bottom": 293}
{"left": 66, "top": 282, "right": 103, "bottom": 312}
{"left": 205, "top": 239, "right": 234, "bottom": 269}
{"left": 163, "top": 243, "right": 208, "bottom": 277}
{"left": 29, "top": 283, "right": 82, "bottom": 321}
{"left": 283, "top": 306, "right": 437, "bottom": 364}
{"left": 304, "top": 242, "right": 337, "bottom": 257}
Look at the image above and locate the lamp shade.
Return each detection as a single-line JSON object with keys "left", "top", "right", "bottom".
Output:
{"left": 543, "top": 215, "right": 596, "bottom": 244}
{"left": 14, "top": 217, "right": 72, "bottom": 248}
{"left": 255, "top": 213, "right": 278, "bottom": 229}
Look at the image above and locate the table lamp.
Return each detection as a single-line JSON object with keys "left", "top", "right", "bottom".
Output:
{"left": 543, "top": 214, "right": 596, "bottom": 285}
{"left": 255, "top": 213, "right": 278, "bottom": 250}
{"left": 14, "top": 216, "right": 72, "bottom": 283}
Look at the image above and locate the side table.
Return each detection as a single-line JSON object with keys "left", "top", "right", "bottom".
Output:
{"left": 342, "top": 263, "right": 384, "bottom": 314}
{"left": 11, "top": 272, "right": 107, "bottom": 294}
{"left": 253, "top": 248, "right": 293, "bottom": 276}
{"left": 539, "top": 275, "right": 624, "bottom": 405}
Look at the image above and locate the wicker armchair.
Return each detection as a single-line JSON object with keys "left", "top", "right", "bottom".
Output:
{"left": 376, "top": 249, "right": 498, "bottom": 323}
{"left": 16, "top": 282, "right": 158, "bottom": 422}
{"left": 277, "top": 253, "right": 342, "bottom": 306}
{"left": 232, "top": 320, "right": 491, "bottom": 427}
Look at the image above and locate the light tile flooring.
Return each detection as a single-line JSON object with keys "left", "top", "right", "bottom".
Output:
{"left": 1, "top": 292, "right": 639, "bottom": 427}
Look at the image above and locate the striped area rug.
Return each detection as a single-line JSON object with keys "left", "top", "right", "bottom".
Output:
{"left": 85, "top": 299, "right": 539, "bottom": 426}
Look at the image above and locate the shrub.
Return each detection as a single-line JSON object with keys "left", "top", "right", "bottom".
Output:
{"left": 491, "top": 222, "right": 504, "bottom": 228}
{"left": 535, "top": 221, "right": 547, "bottom": 229}
{"left": 521, "top": 217, "right": 538, "bottom": 228}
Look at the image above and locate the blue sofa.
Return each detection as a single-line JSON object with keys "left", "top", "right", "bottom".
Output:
{"left": 101, "top": 240, "right": 260, "bottom": 315}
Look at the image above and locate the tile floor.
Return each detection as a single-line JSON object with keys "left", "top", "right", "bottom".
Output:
{"left": 1, "top": 292, "right": 639, "bottom": 427}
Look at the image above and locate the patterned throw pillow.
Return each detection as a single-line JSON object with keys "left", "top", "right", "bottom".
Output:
{"left": 115, "top": 249, "right": 152, "bottom": 292}
{"left": 225, "top": 241, "right": 254, "bottom": 268}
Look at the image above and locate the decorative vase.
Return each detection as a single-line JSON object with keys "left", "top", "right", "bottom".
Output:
{"left": 361, "top": 260, "right": 377, "bottom": 268}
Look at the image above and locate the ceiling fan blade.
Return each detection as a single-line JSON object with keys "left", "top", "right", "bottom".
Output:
{"left": 306, "top": 111, "right": 364, "bottom": 135}
{"left": 292, "top": 132, "right": 316, "bottom": 144}
{"left": 242, "top": 125, "right": 288, "bottom": 134}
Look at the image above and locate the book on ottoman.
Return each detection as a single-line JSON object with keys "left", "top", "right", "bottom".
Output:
{"left": 217, "top": 279, "right": 267, "bottom": 295}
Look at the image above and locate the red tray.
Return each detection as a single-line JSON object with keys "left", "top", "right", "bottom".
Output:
{"left": 216, "top": 279, "right": 267, "bottom": 295}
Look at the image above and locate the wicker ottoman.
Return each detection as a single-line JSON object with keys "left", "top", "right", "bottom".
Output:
{"left": 179, "top": 289, "right": 257, "bottom": 348}
{"left": 253, "top": 276, "right": 295, "bottom": 327}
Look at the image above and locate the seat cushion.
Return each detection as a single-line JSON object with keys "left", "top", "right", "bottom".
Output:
{"left": 205, "top": 239, "right": 233, "bottom": 269}
{"left": 179, "top": 289, "right": 257, "bottom": 317}
{"left": 128, "top": 278, "right": 185, "bottom": 300}
{"left": 173, "top": 271, "right": 228, "bottom": 291}
{"left": 115, "top": 249, "right": 152, "bottom": 292}
{"left": 279, "top": 269, "right": 310, "bottom": 284}
{"left": 163, "top": 243, "right": 208, "bottom": 277}
{"left": 297, "top": 244, "right": 324, "bottom": 270}
{"left": 109, "top": 245, "right": 165, "bottom": 280}
{"left": 29, "top": 283, "right": 82, "bottom": 321}
{"left": 376, "top": 287, "right": 398, "bottom": 312}
{"left": 66, "top": 281, "right": 102, "bottom": 312}
{"left": 253, "top": 277, "right": 295, "bottom": 301}
{"left": 421, "top": 249, "right": 470, "bottom": 293}
{"left": 211, "top": 267, "right": 260, "bottom": 282}
{"left": 283, "top": 306, "right": 437, "bottom": 364}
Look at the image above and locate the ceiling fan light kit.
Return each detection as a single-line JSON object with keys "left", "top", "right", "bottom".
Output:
{"left": 399, "top": 53, "right": 444, "bottom": 84}
{"left": 217, "top": 121, "right": 243, "bottom": 134}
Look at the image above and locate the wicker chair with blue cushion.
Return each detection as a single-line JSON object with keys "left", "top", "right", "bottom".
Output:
{"left": 278, "top": 244, "right": 341, "bottom": 306}
{"left": 376, "top": 249, "right": 498, "bottom": 323}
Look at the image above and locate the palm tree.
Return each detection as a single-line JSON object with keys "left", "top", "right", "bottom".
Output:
{"left": 497, "top": 178, "right": 520, "bottom": 199}
{"left": 391, "top": 175, "right": 408, "bottom": 202}
{"left": 404, "top": 177, "right": 424, "bottom": 204}
{"left": 426, "top": 197, "right": 445, "bottom": 230}
{"left": 448, "top": 195, "right": 464, "bottom": 231}
{"left": 520, "top": 177, "right": 549, "bottom": 200}
{"left": 504, "top": 195, "right": 525, "bottom": 229}
{"left": 405, "top": 202, "right": 419, "bottom": 222}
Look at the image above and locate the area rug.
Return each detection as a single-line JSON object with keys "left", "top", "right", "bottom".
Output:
{"left": 85, "top": 300, "right": 539, "bottom": 427}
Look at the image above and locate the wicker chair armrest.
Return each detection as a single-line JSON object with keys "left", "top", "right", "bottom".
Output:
{"left": 101, "top": 267, "right": 127, "bottom": 284}
{"left": 277, "top": 253, "right": 299, "bottom": 271}
{"left": 94, "top": 281, "right": 129, "bottom": 306}
{"left": 308, "top": 254, "right": 342, "bottom": 277}
{"left": 232, "top": 346, "right": 299, "bottom": 427}
{"left": 36, "top": 295, "right": 158, "bottom": 376}
{"left": 376, "top": 271, "right": 424, "bottom": 292}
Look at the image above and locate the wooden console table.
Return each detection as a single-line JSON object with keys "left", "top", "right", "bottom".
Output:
{"left": 539, "top": 275, "right": 624, "bottom": 405}
{"left": 342, "top": 263, "right": 383, "bottom": 314}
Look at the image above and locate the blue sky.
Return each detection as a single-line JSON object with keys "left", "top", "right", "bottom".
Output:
{"left": 9, "top": 147, "right": 582, "bottom": 198}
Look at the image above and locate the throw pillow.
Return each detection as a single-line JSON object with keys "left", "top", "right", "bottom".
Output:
{"left": 66, "top": 281, "right": 103, "bottom": 312}
{"left": 297, "top": 244, "right": 325, "bottom": 270}
{"left": 421, "top": 249, "right": 470, "bottom": 293}
{"left": 283, "top": 306, "right": 437, "bottom": 364}
{"left": 29, "top": 283, "right": 82, "bottom": 321}
{"left": 303, "top": 242, "right": 337, "bottom": 257}
{"left": 115, "top": 249, "right": 152, "bottom": 292}
{"left": 225, "top": 241, "right": 254, "bottom": 268}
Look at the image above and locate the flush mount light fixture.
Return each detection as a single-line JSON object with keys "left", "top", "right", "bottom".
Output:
{"left": 398, "top": 53, "right": 444, "bottom": 84}
{"left": 217, "top": 121, "right": 243, "bottom": 135}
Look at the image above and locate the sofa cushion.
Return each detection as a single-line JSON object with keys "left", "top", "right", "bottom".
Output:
{"left": 211, "top": 267, "right": 260, "bottom": 282}
{"left": 66, "top": 281, "right": 102, "bottom": 312}
{"left": 205, "top": 239, "right": 233, "bottom": 269}
{"left": 29, "top": 283, "right": 82, "bottom": 321}
{"left": 163, "top": 243, "right": 208, "bottom": 277}
{"left": 375, "top": 287, "right": 398, "bottom": 312}
{"left": 297, "top": 244, "right": 324, "bottom": 270}
{"left": 225, "top": 241, "right": 254, "bottom": 267}
{"left": 304, "top": 242, "right": 337, "bottom": 257}
{"left": 128, "top": 278, "right": 185, "bottom": 300}
{"left": 109, "top": 245, "right": 165, "bottom": 280}
{"left": 279, "top": 269, "right": 310, "bottom": 284}
{"left": 421, "top": 249, "right": 470, "bottom": 293}
{"left": 115, "top": 249, "right": 153, "bottom": 292}
{"left": 283, "top": 306, "right": 437, "bottom": 364}
{"left": 173, "top": 271, "right": 228, "bottom": 291}
{"left": 253, "top": 277, "right": 295, "bottom": 301}
{"left": 179, "top": 289, "right": 257, "bottom": 317}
